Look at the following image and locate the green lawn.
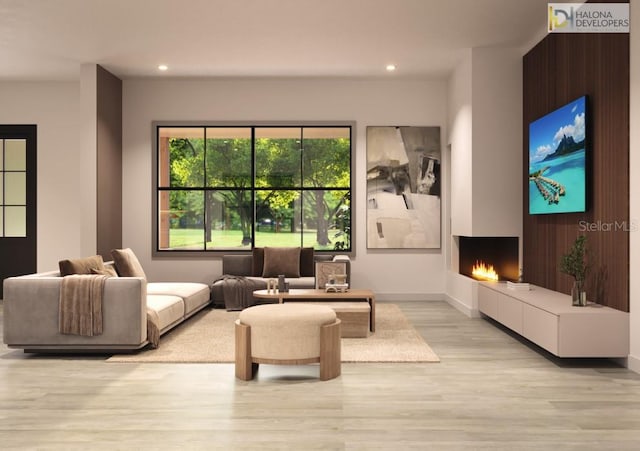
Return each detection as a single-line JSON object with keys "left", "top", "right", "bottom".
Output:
{"left": 166, "top": 228, "right": 341, "bottom": 250}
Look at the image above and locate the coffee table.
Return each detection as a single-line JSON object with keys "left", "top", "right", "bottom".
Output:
{"left": 253, "top": 288, "right": 376, "bottom": 332}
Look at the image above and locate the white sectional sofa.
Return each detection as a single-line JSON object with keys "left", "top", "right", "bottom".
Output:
{"left": 2, "top": 251, "right": 210, "bottom": 353}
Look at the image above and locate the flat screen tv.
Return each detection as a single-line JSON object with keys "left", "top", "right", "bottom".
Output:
{"left": 528, "top": 96, "right": 587, "bottom": 215}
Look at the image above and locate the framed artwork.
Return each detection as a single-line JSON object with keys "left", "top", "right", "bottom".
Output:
{"left": 366, "top": 126, "right": 441, "bottom": 249}
{"left": 315, "top": 261, "right": 348, "bottom": 289}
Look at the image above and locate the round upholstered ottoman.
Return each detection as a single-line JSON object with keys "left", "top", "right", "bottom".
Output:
{"left": 235, "top": 303, "right": 341, "bottom": 381}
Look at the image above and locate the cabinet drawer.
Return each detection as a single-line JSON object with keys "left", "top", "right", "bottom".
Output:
{"left": 477, "top": 282, "right": 629, "bottom": 358}
{"left": 522, "top": 304, "right": 558, "bottom": 354}
{"left": 478, "top": 285, "right": 498, "bottom": 319}
{"left": 497, "top": 293, "right": 523, "bottom": 334}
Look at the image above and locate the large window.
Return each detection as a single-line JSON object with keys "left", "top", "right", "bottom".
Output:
{"left": 154, "top": 124, "right": 353, "bottom": 253}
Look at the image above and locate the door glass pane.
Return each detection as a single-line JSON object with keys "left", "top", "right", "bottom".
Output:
{"left": 5, "top": 172, "right": 26, "bottom": 204}
{"left": 0, "top": 208, "right": 3, "bottom": 236}
{"left": 5, "top": 206, "right": 26, "bottom": 237}
{"left": 0, "top": 173, "right": 3, "bottom": 204}
{"left": 0, "top": 139, "right": 3, "bottom": 171}
{"left": 5, "top": 139, "right": 26, "bottom": 171}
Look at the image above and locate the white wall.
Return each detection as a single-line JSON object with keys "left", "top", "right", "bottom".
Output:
{"left": 446, "top": 47, "right": 523, "bottom": 314}
{"left": 122, "top": 78, "right": 448, "bottom": 299}
{"left": 448, "top": 50, "right": 473, "bottom": 238}
{"left": 0, "top": 82, "right": 81, "bottom": 271}
{"left": 446, "top": 50, "right": 475, "bottom": 311}
{"left": 448, "top": 47, "right": 523, "bottom": 238}
{"left": 628, "top": 0, "right": 640, "bottom": 373}
{"left": 79, "top": 64, "right": 98, "bottom": 257}
{"left": 471, "top": 47, "right": 522, "bottom": 238}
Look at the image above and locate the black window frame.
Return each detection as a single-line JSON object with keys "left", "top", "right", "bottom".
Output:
{"left": 151, "top": 121, "right": 355, "bottom": 257}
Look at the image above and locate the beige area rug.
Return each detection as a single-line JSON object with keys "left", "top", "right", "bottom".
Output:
{"left": 107, "top": 303, "right": 439, "bottom": 363}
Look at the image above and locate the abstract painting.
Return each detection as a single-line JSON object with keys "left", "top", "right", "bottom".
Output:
{"left": 366, "top": 126, "right": 441, "bottom": 249}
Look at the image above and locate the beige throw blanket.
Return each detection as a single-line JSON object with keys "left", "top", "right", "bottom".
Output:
{"left": 59, "top": 274, "right": 108, "bottom": 336}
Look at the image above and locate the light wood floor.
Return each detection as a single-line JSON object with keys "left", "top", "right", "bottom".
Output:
{"left": 1, "top": 300, "right": 640, "bottom": 450}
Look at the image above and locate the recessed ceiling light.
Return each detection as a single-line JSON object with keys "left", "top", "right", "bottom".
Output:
{"left": 386, "top": 64, "right": 397, "bottom": 72}
{"left": 158, "top": 64, "right": 168, "bottom": 71}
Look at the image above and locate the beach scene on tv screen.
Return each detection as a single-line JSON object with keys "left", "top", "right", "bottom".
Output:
{"left": 529, "top": 96, "right": 586, "bottom": 214}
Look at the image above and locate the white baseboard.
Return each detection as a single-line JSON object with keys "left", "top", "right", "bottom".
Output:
{"left": 627, "top": 354, "right": 640, "bottom": 374}
{"left": 375, "top": 292, "right": 482, "bottom": 318}
{"left": 444, "top": 294, "right": 480, "bottom": 318}
{"left": 374, "top": 292, "right": 444, "bottom": 302}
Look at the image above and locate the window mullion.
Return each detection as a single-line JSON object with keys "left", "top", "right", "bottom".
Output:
{"left": 251, "top": 127, "right": 256, "bottom": 248}
{"left": 203, "top": 127, "right": 207, "bottom": 249}
{"left": 299, "top": 127, "right": 304, "bottom": 248}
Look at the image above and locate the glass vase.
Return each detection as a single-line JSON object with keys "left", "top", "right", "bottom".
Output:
{"left": 571, "top": 280, "right": 587, "bottom": 307}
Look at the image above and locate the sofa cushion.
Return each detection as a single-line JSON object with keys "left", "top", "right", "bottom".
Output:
{"left": 146, "top": 295, "right": 185, "bottom": 332}
{"left": 223, "top": 255, "right": 253, "bottom": 277}
{"left": 300, "top": 247, "right": 315, "bottom": 277}
{"left": 262, "top": 247, "right": 301, "bottom": 278}
{"left": 252, "top": 247, "right": 265, "bottom": 276}
{"left": 286, "top": 276, "right": 316, "bottom": 288}
{"left": 111, "top": 248, "right": 147, "bottom": 280}
{"left": 59, "top": 255, "right": 106, "bottom": 276}
{"left": 147, "top": 282, "right": 210, "bottom": 316}
{"left": 90, "top": 266, "right": 119, "bottom": 277}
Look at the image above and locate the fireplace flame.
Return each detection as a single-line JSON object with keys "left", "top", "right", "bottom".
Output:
{"left": 472, "top": 261, "right": 499, "bottom": 281}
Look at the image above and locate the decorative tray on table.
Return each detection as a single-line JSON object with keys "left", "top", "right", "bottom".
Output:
{"left": 325, "top": 283, "right": 349, "bottom": 293}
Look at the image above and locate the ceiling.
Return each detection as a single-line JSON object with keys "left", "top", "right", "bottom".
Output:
{"left": 0, "top": 0, "right": 564, "bottom": 81}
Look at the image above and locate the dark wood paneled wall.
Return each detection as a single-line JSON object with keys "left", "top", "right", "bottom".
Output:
{"left": 96, "top": 65, "right": 123, "bottom": 259}
{"left": 523, "top": 32, "right": 629, "bottom": 312}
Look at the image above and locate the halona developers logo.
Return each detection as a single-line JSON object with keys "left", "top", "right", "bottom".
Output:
{"left": 548, "top": 3, "right": 629, "bottom": 33}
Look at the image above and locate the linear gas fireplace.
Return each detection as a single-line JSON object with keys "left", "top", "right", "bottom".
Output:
{"left": 458, "top": 236, "right": 519, "bottom": 282}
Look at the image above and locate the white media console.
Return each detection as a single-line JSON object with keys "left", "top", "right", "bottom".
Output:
{"left": 478, "top": 281, "right": 629, "bottom": 358}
